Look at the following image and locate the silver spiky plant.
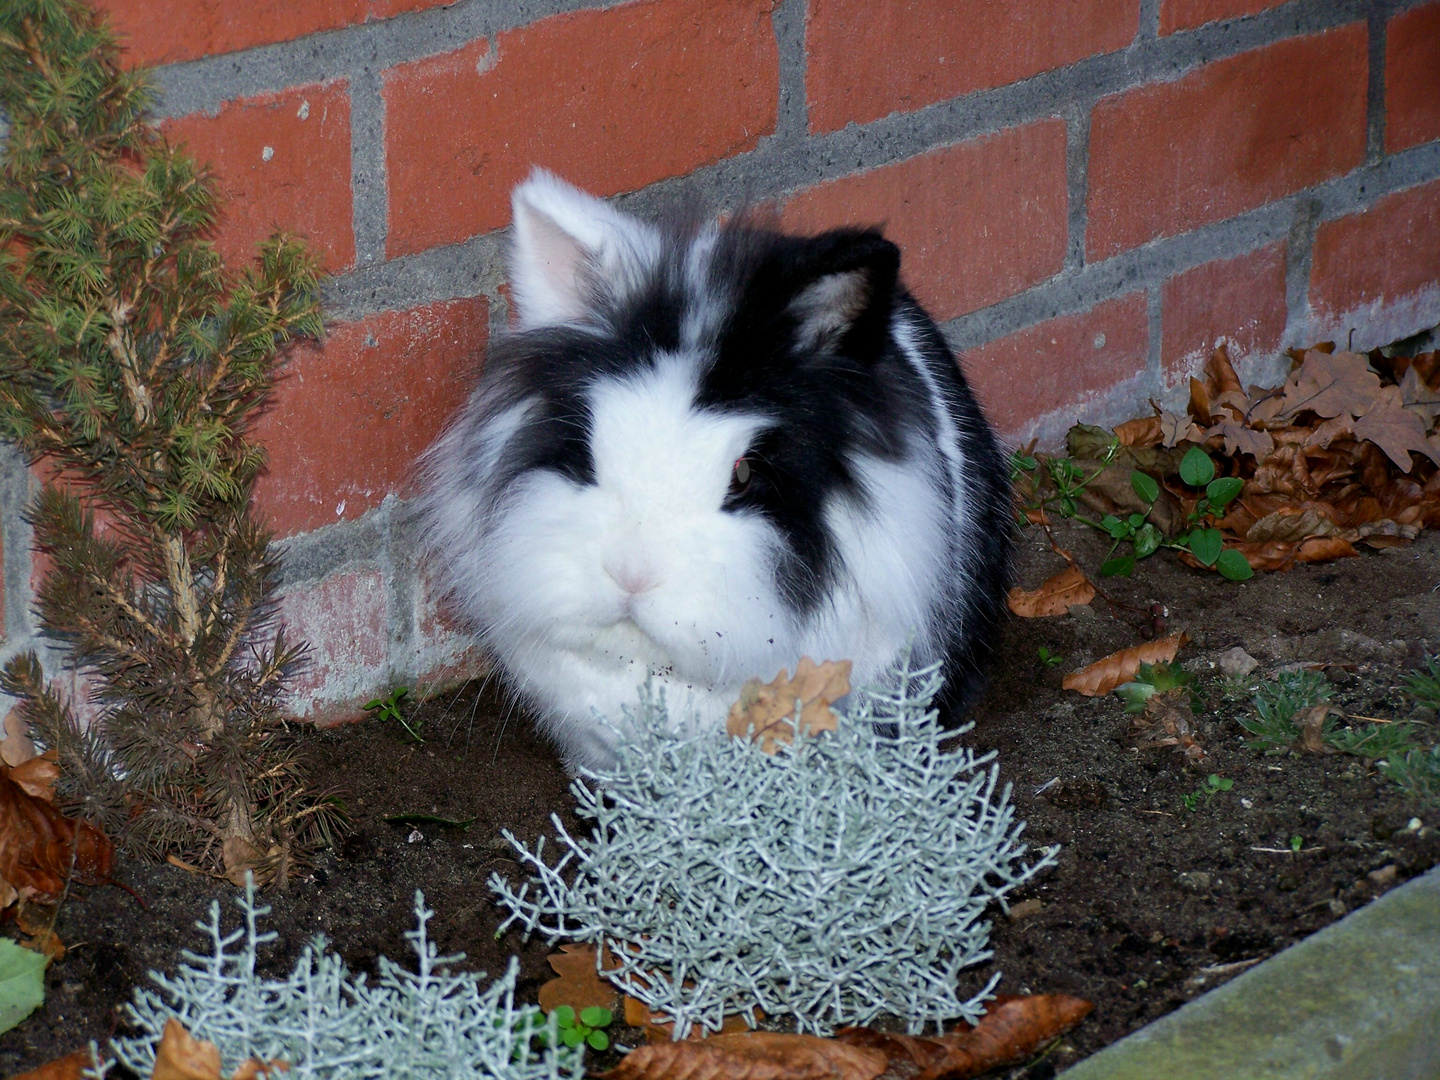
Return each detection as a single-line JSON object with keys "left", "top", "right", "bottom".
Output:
{"left": 113, "top": 880, "right": 582, "bottom": 1080}
{"left": 492, "top": 655, "right": 1057, "bottom": 1039}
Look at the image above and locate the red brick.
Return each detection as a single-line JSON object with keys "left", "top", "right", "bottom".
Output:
{"left": 96, "top": 0, "right": 453, "bottom": 68}
{"left": 277, "top": 569, "right": 389, "bottom": 718}
{"left": 382, "top": 0, "right": 779, "bottom": 257}
{"left": 1386, "top": 2, "right": 1440, "bottom": 152}
{"left": 1087, "top": 26, "right": 1369, "bottom": 260}
{"left": 1162, "top": 242, "right": 1287, "bottom": 379}
{"left": 805, "top": 0, "right": 1138, "bottom": 135}
{"left": 163, "top": 83, "right": 355, "bottom": 273}
{"left": 253, "top": 297, "right": 486, "bottom": 538}
{"left": 1159, "top": 0, "right": 1288, "bottom": 35}
{"left": 1309, "top": 178, "right": 1440, "bottom": 338}
{"left": 962, "top": 294, "right": 1150, "bottom": 434}
{"left": 782, "top": 122, "right": 1068, "bottom": 321}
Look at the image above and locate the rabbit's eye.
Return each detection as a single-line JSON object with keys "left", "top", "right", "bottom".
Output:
{"left": 730, "top": 457, "right": 752, "bottom": 495}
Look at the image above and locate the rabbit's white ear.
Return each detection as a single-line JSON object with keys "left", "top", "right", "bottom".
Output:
{"left": 508, "top": 169, "right": 660, "bottom": 329}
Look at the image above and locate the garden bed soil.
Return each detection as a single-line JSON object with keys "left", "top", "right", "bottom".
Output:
{"left": 3, "top": 518, "right": 1438, "bottom": 1078}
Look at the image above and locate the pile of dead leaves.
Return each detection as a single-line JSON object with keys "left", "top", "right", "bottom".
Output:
{"left": 0, "top": 709, "right": 116, "bottom": 960}
{"left": 1054, "top": 343, "right": 1440, "bottom": 572}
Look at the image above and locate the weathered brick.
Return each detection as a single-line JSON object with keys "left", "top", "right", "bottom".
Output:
{"left": 162, "top": 83, "right": 355, "bottom": 272}
{"left": 805, "top": 0, "right": 1138, "bottom": 134}
{"left": 962, "top": 294, "right": 1150, "bottom": 435}
{"left": 383, "top": 0, "right": 779, "bottom": 257}
{"left": 1087, "top": 26, "right": 1368, "bottom": 260}
{"left": 1162, "top": 242, "right": 1287, "bottom": 379}
{"left": 253, "top": 297, "right": 486, "bottom": 538}
{"left": 1386, "top": 2, "right": 1440, "bottom": 153}
{"left": 277, "top": 569, "right": 390, "bottom": 719}
{"left": 782, "top": 122, "right": 1068, "bottom": 321}
{"left": 1159, "top": 0, "right": 1288, "bottom": 34}
{"left": 97, "top": 0, "right": 453, "bottom": 68}
{"left": 1309, "top": 179, "right": 1440, "bottom": 346}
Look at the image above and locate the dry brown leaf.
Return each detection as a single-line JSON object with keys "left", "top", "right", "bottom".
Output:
{"left": 222, "top": 836, "right": 279, "bottom": 888}
{"left": 7, "top": 1049, "right": 95, "bottom": 1080}
{"left": 1295, "top": 705, "right": 1339, "bottom": 755}
{"left": 537, "top": 943, "right": 619, "bottom": 1015}
{"left": 1160, "top": 411, "right": 1203, "bottom": 448}
{"left": 597, "top": 1032, "right": 886, "bottom": 1080}
{"left": 1279, "top": 350, "right": 1381, "bottom": 421}
{"left": 152, "top": 1019, "right": 222, "bottom": 1080}
{"left": 1, "top": 707, "right": 37, "bottom": 768}
{"left": 1133, "top": 691, "right": 1208, "bottom": 766}
{"left": 1244, "top": 507, "right": 1347, "bottom": 544}
{"left": 1352, "top": 385, "right": 1440, "bottom": 471}
{"left": 1006, "top": 567, "right": 1095, "bottom": 618}
{"left": 623, "top": 996, "right": 761, "bottom": 1044}
{"left": 1204, "top": 418, "right": 1274, "bottom": 459}
{"left": 1114, "top": 416, "right": 1162, "bottom": 447}
{"left": 1398, "top": 365, "right": 1440, "bottom": 425}
{"left": 1062, "top": 634, "right": 1189, "bottom": 697}
{"left": 835, "top": 994, "right": 1094, "bottom": 1080}
{"left": 726, "top": 658, "right": 852, "bottom": 753}
{"left": 0, "top": 762, "right": 114, "bottom": 904}
{"left": 9, "top": 754, "right": 59, "bottom": 802}
{"left": 1207, "top": 343, "right": 1244, "bottom": 399}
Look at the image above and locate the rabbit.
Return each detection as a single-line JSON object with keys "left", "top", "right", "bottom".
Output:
{"left": 422, "top": 169, "right": 1013, "bottom": 772}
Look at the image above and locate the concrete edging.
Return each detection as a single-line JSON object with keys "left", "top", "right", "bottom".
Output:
{"left": 1057, "top": 863, "right": 1440, "bottom": 1079}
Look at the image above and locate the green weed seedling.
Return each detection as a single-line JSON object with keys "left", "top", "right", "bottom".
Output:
{"left": 1037, "top": 646, "right": 1064, "bottom": 669}
{"left": 365, "top": 686, "right": 423, "bottom": 742}
{"left": 1290, "top": 834, "right": 1304, "bottom": 854}
{"left": 1181, "top": 774, "right": 1233, "bottom": 812}
{"left": 1240, "top": 670, "right": 1332, "bottom": 752}
{"left": 1404, "top": 654, "right": 1440, "bottom": 713}
{"left": 550, "top": 1006, "right": 613, "bottom": 1051}
{"left": 1328, "top": 722, "right": 1421, "bottom": 760}
{"left": 1380, "top": 744, "right": 1440, "bottom": 804}
{"left": 1115, "top": 661, "right": 1195, "bottom": 713}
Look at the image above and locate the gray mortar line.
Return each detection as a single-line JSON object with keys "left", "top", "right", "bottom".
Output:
{"left": 1366, "top": 2, "right": 1389, "bottom": 164}
{"left": 349, "top": 70, "right": 388, "bottom": 266}
{"left": 1284, "top": 195, "right": 1323, "bottom": 349}
{"left": 274, "top": 502, "right": 395, "bottom": 587}
{"left": 770, "top": 0, "right": 809, "bottom": 145}
{"left": 1064, "top": 105, "right": 1090, "bottom": 271}
{"left": 1147, "top": 285, "right": 1164, "bottom": 380}
{"left": 322, "top": 230, "right": 508, "bottom": 321}
{"left": 1137, "top": 0, "right": 1161, "bottom": 42}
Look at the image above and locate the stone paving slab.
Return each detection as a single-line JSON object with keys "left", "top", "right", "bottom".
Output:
{"left": 1058, "top": 863, "right": 1440, "bottom": 1079}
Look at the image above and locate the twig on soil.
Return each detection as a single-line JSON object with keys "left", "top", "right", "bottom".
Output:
{"left": 1249, "top": 845, "right": 1325, "bottom": 854}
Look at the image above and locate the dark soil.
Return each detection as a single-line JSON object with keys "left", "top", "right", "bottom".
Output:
{"left": 3, "top": 519, "right": 1439, "bottom": 1078}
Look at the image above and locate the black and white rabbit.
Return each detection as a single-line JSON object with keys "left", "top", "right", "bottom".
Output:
{"left": 424, "top": 170, "right": 1012, "bottom": 771}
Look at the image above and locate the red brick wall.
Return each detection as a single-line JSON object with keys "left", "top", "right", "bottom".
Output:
{"left": 7, "top": 0, "right": 1432, "bottom": 721}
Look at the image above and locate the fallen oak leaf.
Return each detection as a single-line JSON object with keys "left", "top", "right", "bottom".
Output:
{"left": 8, "top": 754, "right": 59, "bottom": 803}
{"left": 727, "top": 658, "right": 852, "bottom": 753}
{"left": 5, "top": 1049, "right": 95, "bottom": 1080}
{"left": 1352, "top": 385, "right": 1440, "bottom": 471}
{"left": 0, "top": 763, "right": 115, "bottom": 904}
{"left": 1244, "top": 507, "right": 1349, "bottom": 544}
{"left": 1203, "top": 418, "right": 1274, "bottom": 460}
{"left": 835, "top": 994, "right": 1094, "bottom": 1080}
{"left": 538, "top": 942, "right": 619, "bottom": 1015}
{"left": 595, "top": 1032, "right": 886, "bottom": 1080}
{"left": 1160, "top": 410, "right": 1204, "bottom": 447}
{"left": 1113, "top": 415, "right": 1162, "bottom": 447}
{"left": 231, "top": 1059, "right": 290, "bottom": 1080}
{"left": 1006, "top": 567, "right": 1095, "bottom": 618}
{"left": 1278, "top": 350, "right": 1382, "bottom": 421}
{"left": 152, "top": 1018, "right": 221, "bottom": 1080}
{"left": 1062, "top": 634, "right": 1189, "bottom": 697}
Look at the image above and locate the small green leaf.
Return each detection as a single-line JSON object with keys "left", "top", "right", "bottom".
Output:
{"left": 1216, "top": 548, "right": 1254, "bottom": 580}
{"left": 1115, "top": 682, "right": 1155, "bottom": 713}
{"left": 1133, "top": 523, "right": 1162, "bottom": 559}
{"left": 1101, "top": 514, "right": 1127, "bottom": 538}
{"left": 561, "top": 1027, "right": 585, "bottom": 1049}
{"left": 0, "top": 939, "right": 47, "bottom": 1034}
{"left": 580, "top": 1006, "right": 612, "bottom": 1028}
{"left": 1130, "top": 470, "right": 1160, "bottom": 504}
{"left": 586, "top": 1030, "right": 610, "bottom": 1051}
{"left": 1127, "top": 513, "right": 1145, "bottom": 528}
{"left": 552, "top": 1006, "right": 576, "bottom": 1028}
{"left": 1188, "top": 528, "right": 1223, "bottom": 567}
{"left": 1206, "top": 477, "right": 1244, "bottom": 507}
{"left": 1100, "top": 554, "right": 1135, "bottom": 578}
{"left": 1179, "top": 446, "right": 1216, "bottom": 487}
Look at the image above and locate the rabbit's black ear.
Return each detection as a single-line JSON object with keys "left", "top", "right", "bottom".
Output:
{"left": 784, "top": 230, "right": 900, "bottom": 352}
{"left": 509, "top": 169, "right": 661, "bottom": 329}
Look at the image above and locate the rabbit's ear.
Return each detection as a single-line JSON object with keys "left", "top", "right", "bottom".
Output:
{"left": 509, "top": 169, "right": 660, "bottom": 329}
{"left": 784, "top": 230, "right": 900, "bottom": 353}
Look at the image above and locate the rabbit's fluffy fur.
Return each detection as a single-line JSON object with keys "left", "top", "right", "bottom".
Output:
{"left": 424, "top": 170, "right": 1011, "bottom": 770}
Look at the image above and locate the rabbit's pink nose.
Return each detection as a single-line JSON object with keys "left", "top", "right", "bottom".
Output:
{"left": 604, "top": 558, "right": 658, "bottom": 596}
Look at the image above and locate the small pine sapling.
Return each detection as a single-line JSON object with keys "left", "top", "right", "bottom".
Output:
{"left": 0, "top": 0, "right": 340, "bottom": 883}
